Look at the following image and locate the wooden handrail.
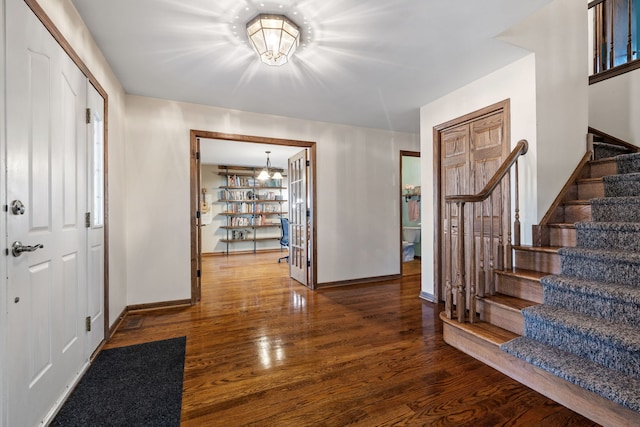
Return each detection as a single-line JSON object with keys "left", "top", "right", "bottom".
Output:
{"left": 446, "top": 139, "right": 528, "bottom": 204}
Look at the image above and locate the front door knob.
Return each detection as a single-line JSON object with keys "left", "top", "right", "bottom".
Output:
{"left": 11, "top": 241, "right": 44, "bottom": 257}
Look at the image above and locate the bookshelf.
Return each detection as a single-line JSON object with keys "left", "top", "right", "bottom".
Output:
{"left": 216, "top": 165, "right": 287, "bottom": 254}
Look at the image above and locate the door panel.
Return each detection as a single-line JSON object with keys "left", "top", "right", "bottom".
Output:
{"left": 288, "top": 150, "right": 308, "bottom": 286}
{"left": 6, "top": 0, "right": 88, "bottom": 424}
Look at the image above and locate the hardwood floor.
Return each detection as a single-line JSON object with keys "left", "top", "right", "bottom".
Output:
{"left": 106, "top": 253, "right": 597, "bottom": 426}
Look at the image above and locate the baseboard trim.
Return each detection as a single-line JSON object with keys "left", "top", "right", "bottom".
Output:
{"left": 127, "top": 299, "right": 192, "bottom": 313}
{"left": 419, "top": 291, "right": 436, "bottom": 303}
{"left": 108, "top": 307, "right": 128, "bottom": 339}
{"left": 204, "top": 249, "right": 284, "bottom": 256}
{"left": 317, "top": 274, "right": 401, "bottom": 289}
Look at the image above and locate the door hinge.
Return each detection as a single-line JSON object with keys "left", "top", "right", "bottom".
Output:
{"left": 85, "top": 316, "right": 91, "bottom": 332}
{"left": 306, "top": 160, "right": 310, "bottom": 167}
{"left": 196, "top": 211, "right": 201, "bottom": 219}
{"left": 197, "top": 269, "right": 201, "bottom": 278}
{"left": 85, "top": 212, "right": 91, "bottom": 228}
{"left": 306, "top": 209, "right": 310, "bottom": 217}
{"left": 195, "top": 152, "right": 200, "bottom": 160}
{"left": 3, "top": 205, "right": 7, "bottom": 212}
{"left": 307, "top": 259, "right": 311, "bottom": 267}
{"left": 86, "top": 108, "right": 91, "bottom": 124}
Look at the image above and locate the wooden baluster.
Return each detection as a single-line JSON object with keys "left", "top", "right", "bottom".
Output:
{"left": 514, "top": 159, "right": 521, "bottom": 247}
{"left": 628, "top": 0, "right": 633, "bottom": 62}
{"left": 497, "top": 181, "right": 504, "bottom": 271}
{"left": 456, "top": 202, "right": 466, "bottom": 323}
{"left": 445, "top": 202, "right": 453, "bottom": 319}
{"left": 610, "top": 0, "right": 616, "bottom": 69}
{"left": 469, "top": 202, "right": 477, "bottom": 324}
{"left": 594, "top": 3, "right": 602, "bottom": 73}
{"left": 478, "top": 199, "right": 486, "bottom": 298}
{"left": 489, "top": 196, "right": 495, "bottom": 295}
{"left": 506, "top": 170, "right": 513, "bottom": 270}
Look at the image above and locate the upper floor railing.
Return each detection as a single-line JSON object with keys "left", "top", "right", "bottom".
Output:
{"left": 590, "top": 0, "right": 640, "bottom": 82}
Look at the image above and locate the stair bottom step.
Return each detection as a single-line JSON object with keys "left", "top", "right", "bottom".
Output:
{"left": 501, "top": 336, "right": 640, "bottom": 413}
{"left": 441, "top": 314, "right": 640, "bottom": 426}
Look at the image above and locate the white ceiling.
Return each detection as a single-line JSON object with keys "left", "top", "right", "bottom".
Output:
{"left": 70, "top": 0, "right": 551, "bottom": 134}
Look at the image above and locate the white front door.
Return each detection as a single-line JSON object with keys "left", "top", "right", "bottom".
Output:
{"left": 6, "top": 0, "right": 89, "bottom": 425}
{"left": 86, "top": 84, "right": 105, "bottom": 355}
{"left": 288, "top": 150, "right": 308, "bottom": 286}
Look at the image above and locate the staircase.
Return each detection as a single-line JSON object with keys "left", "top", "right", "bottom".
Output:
{"left": 441, "top": 135, "right": 640, "bottom": 426}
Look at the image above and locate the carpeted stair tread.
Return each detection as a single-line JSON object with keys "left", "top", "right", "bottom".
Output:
{"left": 593, "top": 142, "right": 631, "bottom": 160}
{"left": 559, "top": 246, "right": 640, "bottom": 264}
{"left": 617, "top": 152, "right": 640, "bottom": 174}
{"left": 541, "top": 274, "right": 640, "bottom": 324}
{"left": 501, "top": 336, "right": 640, "bottom": 413}
{"left": 559, "top": 247, "right": 640, "bottom": 287}
{"left": 522, "top": 304, "right": 640, "bottom": 352}
{"left": 603, "top": 173, "right": 640, "bottom": 197}
{"left": 522, "top": 305, "right": 640, "bottom": 377}
{"left": 591, "top": 196, "right": 640, "bottom": 222}
{"left": 574, "top": 221, "right": 640, "bottom": 251}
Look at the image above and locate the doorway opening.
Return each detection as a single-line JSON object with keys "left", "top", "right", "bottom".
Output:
{"left": 190, "top": 131, "right": 317, "bottom": 302}
{"left": 400, "top": 151, "right": 421, "bottom": 276}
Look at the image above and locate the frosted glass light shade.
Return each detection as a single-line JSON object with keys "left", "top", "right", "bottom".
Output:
{"left": 246, "top": 14, "right": 300, "bottom": 66}
{"left": 257, "top": 169, "right": 270, "bottom": 180}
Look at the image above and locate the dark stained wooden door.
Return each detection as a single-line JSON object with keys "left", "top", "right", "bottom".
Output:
{"left": 439, "top": 106, "right": 509, "bottom": 304}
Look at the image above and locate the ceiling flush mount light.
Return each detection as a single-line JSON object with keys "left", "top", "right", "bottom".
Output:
{"left": 246, "top": 14, "right": 300, "bottom": 66}
{"left": 257, "top": 151, "right": 283, "bottom": 180}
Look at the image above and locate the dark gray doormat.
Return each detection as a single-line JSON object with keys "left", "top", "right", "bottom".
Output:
{"left": 50, "top": 336, "right": 186, "bottom": 427}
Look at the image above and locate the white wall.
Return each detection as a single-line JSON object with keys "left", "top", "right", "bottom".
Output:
{"left": 499, "top": 0, "right": 589, "bottom": 216}
{"left": 420, "top": 54, "right": 538, "bottom": 300}
{"left": 419, "top": 0, "right": 589, "bottom": 300}
{"left": 589, "top": 69, "right": 640, "bottom": 144}
{"left": 37, "top": 0, "right": 128, "bottom": 327}
{"left": 125, "top": 95, "right": 419, "bottom": 304}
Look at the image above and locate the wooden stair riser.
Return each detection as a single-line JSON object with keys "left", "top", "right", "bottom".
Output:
{"left": 588, "top": 159, "right": 617, "bottom": 178}
{"left": 478, "top": 300, "right": 524, "bottom": 335}
{"left": 514, "top": 250, "right": 561, "bottom": 275}
{"left": 495, "top": 273, "right": 543, "bottom": 303}
{"left": 549, "top": 227, "right": 576, "bottom": 247}
{"left": 563, "top": 204, "right": 591, "bottom": 223}
{"left": 577, "top": 180, "right": 604, "bottom": 199}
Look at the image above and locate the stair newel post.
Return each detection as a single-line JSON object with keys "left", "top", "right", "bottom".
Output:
{"left": 469, "top": 202, "right": 477, "bottom": 323}
{"left": 514, "top": 158, "right": 521, "bottom": 247}
{"left": 478, "top": 199, "right": 486, "bottom": 298}
{"left": 445, "top": 202, "right": 453, "bottom": 319}
{"left": 488, "top": 195, "right": 495, "bottom": 295}
{"left": 456, "top": 201, "right": 467, "bottom": 323}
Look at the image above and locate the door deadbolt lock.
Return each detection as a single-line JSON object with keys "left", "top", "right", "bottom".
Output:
{"left": 11, "top": 200, "right": 25, "bottom": 215}
{"left": 11, "top": 241, "right": 43, "bottom": 257}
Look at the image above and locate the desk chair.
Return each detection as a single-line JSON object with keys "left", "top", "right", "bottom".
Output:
{"left": 277, "top": 217, "right": 289, "bottom": 263}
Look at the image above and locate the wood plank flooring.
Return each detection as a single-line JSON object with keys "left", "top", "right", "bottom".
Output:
{"left": 105, "top": 253, "right": 597, "bottom": 426}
